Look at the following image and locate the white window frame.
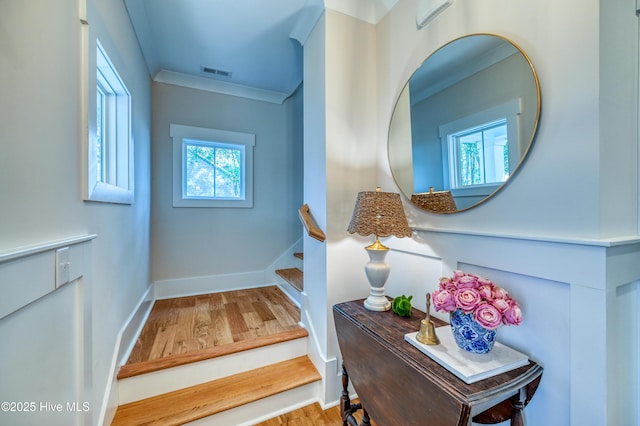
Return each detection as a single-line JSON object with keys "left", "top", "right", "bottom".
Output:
{"left": 170, "top": 124, "right": 255, "bottom": 208}
{"left": 85, "top": 40, "right": 133, "bottom": 204}
{"left": 439, "top": 99, "right": 521, "bottom": 198}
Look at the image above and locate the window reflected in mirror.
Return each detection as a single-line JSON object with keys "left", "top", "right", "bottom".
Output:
{"left": 449, "top": 120, "right": 509, "bottom": 188}
{"left": 388, "top": 34, "right": 541, "bottom": 214}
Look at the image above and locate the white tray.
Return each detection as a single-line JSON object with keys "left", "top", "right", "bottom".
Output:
{"left": 405, "top": 326, "right": 530, "bottom": 384}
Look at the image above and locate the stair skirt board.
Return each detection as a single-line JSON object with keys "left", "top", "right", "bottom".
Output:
{"left": 118, "top": 331, "right": 309, "bottom": 404}
{"left": 277, "top": 282, "right": 305, "bottom": 309}
{"left": 184, "top": 381, "right": 320, "bottom": 426}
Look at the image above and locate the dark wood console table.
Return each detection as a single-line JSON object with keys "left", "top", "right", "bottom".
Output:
{"left": 333, "top": 300, "right": 542, "bottom": 426}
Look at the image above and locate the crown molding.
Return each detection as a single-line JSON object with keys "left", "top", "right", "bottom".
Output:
{"left": 325, "top": 0, "right": 398, "bottom": 24}
{"left": 154, "top": 70, "right": 291, "bottom": 104}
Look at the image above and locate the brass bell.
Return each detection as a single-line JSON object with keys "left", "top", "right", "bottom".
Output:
{"left": 416, "top": 293, "right": 440, "bottom": 345}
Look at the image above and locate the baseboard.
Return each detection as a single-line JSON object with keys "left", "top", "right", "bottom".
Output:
{"left": 152, "top": 238, "right": 302, "bottom": 301}
{"left": 97, "top": 335, "right": 123, "bottom": 426}
{"left": 116, "top": 286, "right": 154, "bottom": 366}
{"left": 319, "top": 372, "right": 358, "bottom": 411}
{"left": 299, "top": 299, "right": 339, "bottom": 407}
{"left": 152, "top": 270, "right": 270, "bottom": 299}
{"left": 98, "top": 285, "right": 153, "bottom": 426}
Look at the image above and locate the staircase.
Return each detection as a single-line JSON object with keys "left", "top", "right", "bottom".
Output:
{"left": 275, "top": 252, "right": 304, "bottom": 308}
{"left": 111, "top": 281, "right": 317, "bottom": 425}
{"left": 112, "top": 356, "right": 320, "bottom": 425}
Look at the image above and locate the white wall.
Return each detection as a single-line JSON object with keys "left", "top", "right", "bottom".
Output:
{"left": 302, "top": 11, "right": 330, "bottom": 397}
{"left": 302, "top": 9, "right": 382, "bottom": 404}
{"left": 323, "top": 7, "right": 380, "bottom": 383}
{"left": 378, "top": 0, "right": 638, "bottom": 240}
{"left": 301, "top": 0, "right": 640, "bottom": 425}
{"left": 150, "top": 82, "right": 303, "bottom": 290}
{"left": 0, "top": 0, "right": 151, "bottom": 424}
{"left": 372, "top": 0, "right": 640, "bottom": 425}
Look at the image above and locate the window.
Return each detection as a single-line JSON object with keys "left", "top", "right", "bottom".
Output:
{"left": 439, "top": 99, "right": 521, "bottom": 195}
{"left": 171, "top": 124, "right": 255, "bottom": 208}
{"left": 449, "top": 120, "right": 509, "bottom": 188}
{"left": 183, "top": 140, "right": 244, "bottom": 199}
{"left": 86, "top": 40, "right": 133, "bottom": 204}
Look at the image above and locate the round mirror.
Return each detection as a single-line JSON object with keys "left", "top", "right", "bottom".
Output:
{"left": 388, "top": 34, "right": 541, "bottom": 213}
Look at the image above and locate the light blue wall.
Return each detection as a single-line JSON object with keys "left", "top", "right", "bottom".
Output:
{"left": 0, "top": 0, "right": 151, "bottom": 424}
{"left": 150, "top": 82, "right": 303, "bottom": 284}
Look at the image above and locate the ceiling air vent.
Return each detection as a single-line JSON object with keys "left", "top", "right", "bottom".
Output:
{"left": 201, "top": 66, "right": 232, "bottom": 78}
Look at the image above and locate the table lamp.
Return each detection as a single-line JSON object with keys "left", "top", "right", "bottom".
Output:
{"left": 347, "top": 187, "right": 412, "bottom": 311}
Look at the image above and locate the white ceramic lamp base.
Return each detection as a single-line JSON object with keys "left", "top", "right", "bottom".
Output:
{"left": 363, "top": 247, "right": 391, "bottom": 311}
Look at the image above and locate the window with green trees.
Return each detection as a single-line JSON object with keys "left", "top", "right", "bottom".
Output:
{"left": 452, "top": 120, "right": 509, "bottom": 188}
{"left": 170, "top": 124, "right": 255, "bottom": 208}
{"left": 184, "top": 141, "right": 243, "bottom": 199}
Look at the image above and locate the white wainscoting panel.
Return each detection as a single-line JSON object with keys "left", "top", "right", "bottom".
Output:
{"left": 0, "top": 236, "right": 95, "bottom": 426}
{"left": 387, "top": 229, "right": 640, "bottom": 426}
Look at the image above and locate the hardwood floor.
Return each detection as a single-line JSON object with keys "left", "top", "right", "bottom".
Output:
{"left": 120, "top": 286, "right": 301, "bottom": 377}
{"left": 255, "top": 399, "right": 376, "bottom": 426}
{"left": 113, "top": 286, "right": 378, "bottom": 425}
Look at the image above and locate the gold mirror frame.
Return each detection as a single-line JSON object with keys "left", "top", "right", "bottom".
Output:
{"left": 388, "top": 33, "right": 541, "bottom": 214}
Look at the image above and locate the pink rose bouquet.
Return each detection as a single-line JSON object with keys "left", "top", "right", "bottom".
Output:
{"left": 432, "top": 271, "right": 522, "bottom": 330}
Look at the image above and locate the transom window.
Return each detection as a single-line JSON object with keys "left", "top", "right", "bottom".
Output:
{"left": 171, "top": 124, "right": 254, "bottom": 208}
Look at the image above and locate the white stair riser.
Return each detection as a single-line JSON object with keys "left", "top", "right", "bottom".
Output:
{"left": 184, "top": 381, "right": 321, "bottom": 426}
{"left": 118, "top": 337, "right": 308, "bottom": 404}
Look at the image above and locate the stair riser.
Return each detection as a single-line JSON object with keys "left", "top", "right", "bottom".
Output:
{"left": 184, "top": 381, "right": 320, "bottom": 426}
{"left": 118, "top": 337, "right": 308, "bottom": 404}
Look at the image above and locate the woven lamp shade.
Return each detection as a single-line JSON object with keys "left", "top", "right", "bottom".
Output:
{"left": 411, "top": 188, "right": 457, "bottom": 213}
{"left": 347, "top": 189, "right": 412, "bottom": 238}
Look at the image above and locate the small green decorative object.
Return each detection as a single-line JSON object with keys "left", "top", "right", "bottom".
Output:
{"left": 392, "top": 295, "right": 413, "bottom": 317}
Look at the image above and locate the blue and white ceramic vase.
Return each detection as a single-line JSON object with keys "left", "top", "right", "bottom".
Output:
{"left": 450, "top": 309, "right": 497, "bottom": 354}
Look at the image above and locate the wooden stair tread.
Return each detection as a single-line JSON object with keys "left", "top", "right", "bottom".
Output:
{"left": 276, "top": 268, "right": 303, "bottom": 292}
{"left": 294, "top": 252, "right": 303, "bottom": 260}
{"left": 117, "top": 327, "right": 308, "bottom": 380}
{"left": 111, "top": 356, "right": 321, "bottom": 426}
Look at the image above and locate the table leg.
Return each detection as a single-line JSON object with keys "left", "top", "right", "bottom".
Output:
{"left": 510, "top": 387, "right": 526, "bottom": 426}
{"left": 341, "top": 363, "right": 351, "bottom": 426}
{"left": 341, "top": 363, "right": 367, "bottom": 426}
{"left": 361, "top": 407, "right": 371, "bottom": 426}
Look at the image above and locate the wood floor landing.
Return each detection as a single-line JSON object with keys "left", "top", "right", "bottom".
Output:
{"left": 118, "top": 286, "right": 303, "bottom": 379}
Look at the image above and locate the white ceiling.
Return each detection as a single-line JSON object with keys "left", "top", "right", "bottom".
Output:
{"left": 124, "top": 0, "right": 398, "bottom": 103}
